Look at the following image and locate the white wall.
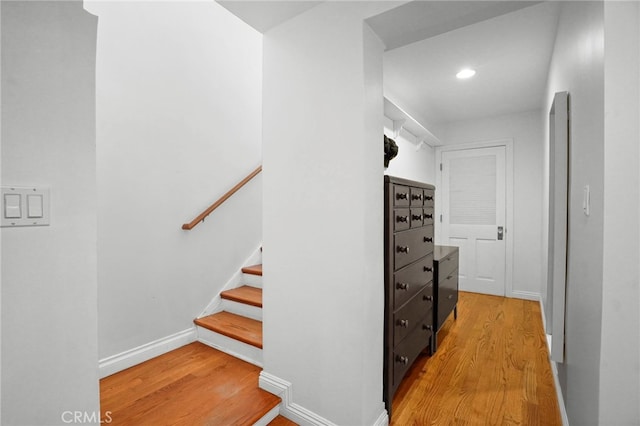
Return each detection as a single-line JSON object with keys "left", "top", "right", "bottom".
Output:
{"left": 543, "top": 1, "right": 605, "bottom": 424}
{"left": 262, "top": 3, "right": 397, "bottom": 424}
{"left": 383, "top": 117, "right": 436, "bottom": 185}
{"left": 439, "top": 110, "right": 544, "bottom": 297}
{"left": 1, "top": 2, "right": 100, "bottom": 424}
{"left": 86, "top": 2, "right": 263, "bottom": 361}
{"left": 599, "top": 2, "right": 640, "bottom": 423}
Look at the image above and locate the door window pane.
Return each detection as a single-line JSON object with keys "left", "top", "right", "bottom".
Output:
{"left": 449, "top": 155, "right": 496, "bottom": 225}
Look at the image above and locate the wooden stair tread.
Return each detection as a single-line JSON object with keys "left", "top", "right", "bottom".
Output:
{"left": 221, "top": 285, "right": 262, "bottom": 307}
{"left": 242, "top": 264, "right": 263, "bottom": 276}
{"left": 195, "top": 311, "right": 263, "bottom": 349}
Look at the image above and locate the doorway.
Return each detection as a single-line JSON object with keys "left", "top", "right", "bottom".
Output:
{"left": 436, "top": 140, "right": 514, "bottom": 297}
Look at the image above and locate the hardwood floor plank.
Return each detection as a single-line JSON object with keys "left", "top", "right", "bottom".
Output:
{"left": 100, "top": 342, "right": 280, "bottom": 426}
{"left": 391, "top": 292, "right": 562, "bottom": 425}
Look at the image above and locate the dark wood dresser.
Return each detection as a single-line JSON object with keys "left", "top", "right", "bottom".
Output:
{"left": 383, "top": 176, "right": 435, "bottom": 415}
{"left": 433, "top": 245, "right": 459, "bottom": 352}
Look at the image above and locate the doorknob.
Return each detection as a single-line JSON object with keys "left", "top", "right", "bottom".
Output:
{"left": 497, "top": 226, "right": 504, "bottom": 240}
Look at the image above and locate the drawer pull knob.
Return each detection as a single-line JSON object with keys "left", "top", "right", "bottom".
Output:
{"left": 412, "top": 193, "right": 423, "bottom": 200}
{"left": 425, "top": 214, "right": 433, "bottom": 219}
{"left": 396, "top": 282, "right": 409, "bottom": 291}
{"left": 396, "top": 193, "right": 408, "bottom": 200}
{"left": 396, "top": 355, "right": 409, "bottom": 365}
{"left": 447, "top": 274, "right": 453, "bottom": 280}
{"left": 424, "top": 237, "right": 433, "bottom": 243}
{"left": 396, "top": 215, "right": 409, "bottom": 223}
{"left": 397, "top": 319, "right": 409, "bottom": 328}
{"left": 412, "top": 214, "right": 422, "bottom": 221}
{"left": 424, "top": 266, "right": 432, "bottom": 272}
{"left": 425, "top": 196, "right": 433, "bottom": 201}
{"left": 423, "top": 295, "right": 433, "bottom": 301}
{"left": 423, "top": 324, "right": 433, "bottom": 331}
{"left": 397, "top": 246, "right": 409, "bottom": 253}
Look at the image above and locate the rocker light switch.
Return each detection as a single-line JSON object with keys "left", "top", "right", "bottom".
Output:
{"left": 27, "top": 194, "right": 43, "bottom": 218}
{"left": 4, "top": 194, "right": 21, "bottom": 218}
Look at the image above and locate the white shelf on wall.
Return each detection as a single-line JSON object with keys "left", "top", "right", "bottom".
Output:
{"left": 384, "top": 97, "right": 443, "bottom": 147}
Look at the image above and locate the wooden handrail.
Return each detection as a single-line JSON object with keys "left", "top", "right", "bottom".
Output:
{"left": 182, "top": 165, "right": 262, "bottom": 230}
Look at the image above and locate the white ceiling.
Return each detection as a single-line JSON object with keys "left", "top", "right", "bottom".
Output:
{"left": 217, "top": 1, "right": 322, "bottom": 33}
{"left": 367, "top": 1, "right": 542, "bottom": 51}
{"left": 217, "top": 0, "right": 560, "bottom": 129}
{"left": 374, "top": 1, "right": 560, "bottom": 126}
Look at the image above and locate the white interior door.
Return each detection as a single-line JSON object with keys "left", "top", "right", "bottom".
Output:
{"left": 440, "top": 146, "right": 506, "bottom": 296}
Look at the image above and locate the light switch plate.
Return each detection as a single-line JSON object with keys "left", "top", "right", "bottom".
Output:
{"left": 1, "top": 186, "right": 50, "bottom": 227}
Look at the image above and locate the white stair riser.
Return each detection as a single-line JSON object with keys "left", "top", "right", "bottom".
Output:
{"left": 220, "top": 298, "right": 262, "bottom": 321}
{"left": 243, "top": 273, "right": 263, "bottom": 288}
{"left": 196, "top": 326, "right": 262, "bottom": 367}
{"left": 252, "top": 406, "right": 280, "bottom": 426}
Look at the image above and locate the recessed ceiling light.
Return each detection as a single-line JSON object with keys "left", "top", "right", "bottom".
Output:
{"left": 456, "top": 69, "right": 476, "bottom": 79}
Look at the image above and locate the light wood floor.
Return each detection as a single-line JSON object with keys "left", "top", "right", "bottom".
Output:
{"left": 100, "top": 292, "right": 561, "bottom": 425}
{"left": 391, "top": 291, "right": 562, "bottom": 425}
{"left": 100, "top": 342, "right": 281, "bottom": 425}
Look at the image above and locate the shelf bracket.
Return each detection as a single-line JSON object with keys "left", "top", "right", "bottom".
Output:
{"left": 392, "top": 119, "right": 405, "bottom": 139}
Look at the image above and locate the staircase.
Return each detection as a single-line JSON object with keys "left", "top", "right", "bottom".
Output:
{"left": 181, "top": 170, "right": 291, "bottom": 425}
{"left": 194, "top": 263, "right": 265, "bottom": 366}
{"left": 193, "top": 261, "right": 288, "bottom": 425}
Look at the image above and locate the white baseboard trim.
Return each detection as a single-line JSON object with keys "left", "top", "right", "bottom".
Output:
{"left": 259, "top": 372, "right": 337, "bottom": 426}
{"left": 539, "top": 296, "right": 548, "bottom": 332}
{"left": 539, "top": 298, "right": 569, "bottom": 425}
{"left": 99, "top": 328, "right": 196, "bottom": 378}
{"left": 550, "top": 360, "right": 570, "bottom": 426}
{"left": 509, "top": 290, "right": 541, "bottom": 301}
{"left": 371, "top": 408, "right": 389, "bottom": 426}
{"left": 259, "top": 371, "right": 388, "bottom": 426}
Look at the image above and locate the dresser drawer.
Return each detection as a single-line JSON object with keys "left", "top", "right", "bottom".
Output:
{"left": 437, "top": 250, "right": 458, "bottom": 283}
{"left": 394, "top": 226, "right": 434, "bottom": 269}
{"left": 393, "top": 185, "right": 410, "bottom": 207}
{"left": 424, "top": 189, "right": 435, "bottom": 207}
{"left": 393, "top": 284, "right": 433, "bottom": 347}
{"left": 394, "top": 208, "right": 410, "bottom": 231}
{"left": 423, "top": 208, "right": 434, "bottom": 225}
{"left": 393, "top": 253, "right": 433, "bottom": 309}
{"left": 410, "top": 208, "right": 424, "bottom": 228}
{"left": 392, "top": 322, "right": 432, "bottom": 388}
{"left": 410, "top": 187, "right": 424, "bottom": 206}
{"left": 438, "top": 269, "right": 458, "bottom": 329}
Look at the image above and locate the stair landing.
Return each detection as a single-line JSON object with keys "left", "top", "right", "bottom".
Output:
{"left": 100, "top": 342, "right": 281, "bottom": 425}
